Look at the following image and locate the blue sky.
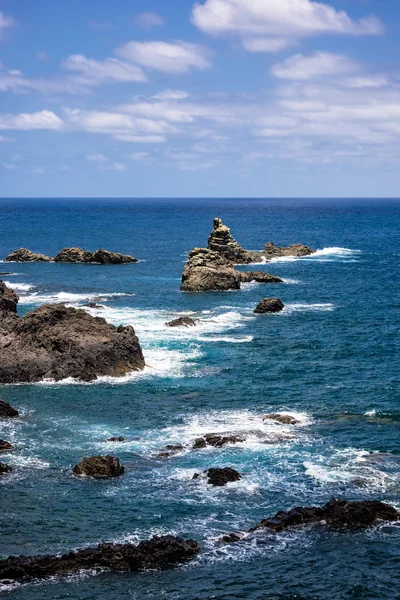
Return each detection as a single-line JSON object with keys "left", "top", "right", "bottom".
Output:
{"left": 0, "top": 0, "right": 400, "bottom": 197}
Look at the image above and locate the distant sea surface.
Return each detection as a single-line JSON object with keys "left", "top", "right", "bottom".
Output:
{"left": 0, "top": 198, "right": 399, "bottom": 600}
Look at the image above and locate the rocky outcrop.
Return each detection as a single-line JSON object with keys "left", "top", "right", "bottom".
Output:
{"left": 4, "top": 248, "right": 52, "bottom": 262}
{"left": 208, "top": 218, "right": 260, "bottom": 264}
{"left": 166, "top": 317, "right": 197, "bottom": 328}
{"left": 0, "top": 400, "right": 19, "bottom": 419}
{"left": 73, "top": 456, "right": 124, "bottom": 478}
{"left": 193, "top": 467, "right": 241, "bottom": 486}
{"left": 0, "top": 283, "right": 144, "bottom": 383}
{"left": 263, "top": 413, "right": 299, "bottom": 425}
{"left": 0, "top": 462, "right": 12, "bottom": 474}
{"left": 239, "top": 271, "right": 283, "bottom": 284}
{"left": 0, "top": 282, "right": 18, "bottom": 315}
{"left": 181, "top": 248, "right": 241, "bottom": 292}
{"left": 219, "top": 499, "right": 399, "bottom": 543}
{"left": 193, "top": 433, "right": 245, "bottom": 449}
{"left": 0, "top": 535, "right": 200, "bottom": 583}
{"left": 107, "top": 437, "right": 125, "bottom": 442}
{"left": 0, "top": 440, "right": 14, "bottom": 452}
{"left": 156, "top": 444, "right": 185, "bottom": 459}
{"left": 263, "top": 242, "right": 315, "bottom": 258}
{"left": 254, "top": 298, "right": 285, "bottom": 314}
{"left": 54, "top": 248, "right": 137, "bottom": 264}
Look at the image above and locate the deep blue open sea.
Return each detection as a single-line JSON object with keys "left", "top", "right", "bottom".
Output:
{"left": 0, "top": 198, "right": 399, "bottom": 600}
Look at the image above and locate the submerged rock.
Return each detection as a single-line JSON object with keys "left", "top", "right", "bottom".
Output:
{"left": 0, "top": 282, "right": 144, "bottom": 383}
{"left": 220, "top": 499, "right": 399, "bottom": 543}
{"left": 73, "top": 455, "right": 124, "bottom": 479}
{"left": 193, "top": 433, "right": 245, "bottom": 449}
{"left": 0, "top": 462, "right": 12, "bottom": 474}
{"left": 181, "top": 248, "right": 241, "bottom": 292}
{"left": 155, "top": 444, "right": 185, "bottom": 459}
{"left": 263, "top": 413, "right": 300, "bottom": 425}
{"left": 254, "top": 298, "right": 285, "bottom": 314}
{"left": 208, "top": 218, "right": 260, "bottom": 264}
{"left": 107, "top": 437, "right": 125, "bottom": 442}
{"left": 193, "top": 467, "right": 241, "bottom": 487}
{"left": 4, "top": 248, "right": 52, "bottom": 262}
{"left": 166, "top": 316, "right": 197, "bottom": 328}
{"left": 54, "top": 247, "right": 137, "bottom": 264}
{"left": 0, "top": 440, "right": 14, "bottom": 452}
{"left": 0, "top": 535, "right": 200, "bottom": 583}
{"left": 263, "top": 242, "right": 315, "bottom": 258}
{"left": 0, "top": 400, "right": 19, "bottom": 419}
{"left": 239, "top": 271, "right": 283, "bottom": 284}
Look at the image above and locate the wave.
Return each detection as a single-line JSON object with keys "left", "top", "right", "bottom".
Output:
{"left": 17, "top": 291, "right": 135, "bottom": 305}
{"left": 3, "top": 281, "right": 34, "bottom": 291}
{"left": 268, "top": 247, "right": 361, "bottom": 263}
{"left": 283, "top": 303, "right": 334, "bottom": 314}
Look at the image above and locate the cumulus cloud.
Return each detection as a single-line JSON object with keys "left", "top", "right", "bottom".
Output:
{"left": 0, "top": 110, "right": 63, "bottom": 130}
{"left": 62, "top": 55, "right": 148, "bottom": 84}
{"left": 271, "top": 52, "right": 358, "bottom": 80}
{"left": 191, "top": 0, "right": 383, "bottom": 52}
{"left": 130, "top": 152, "right": 149, "bottom": 160}
{"left": 116, "top": 40, "right": 211, "bottom": 74}
{"left": 154, "top": 89, "right": 189, "bottom": 100}
{"left": 0, "top": 12, "right": 16, "bottom": 40}
{"left": 134, "top": 12, "right": 164, "bottom": 29}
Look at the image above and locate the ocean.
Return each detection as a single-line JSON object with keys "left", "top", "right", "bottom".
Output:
{"left": 0, "top": 198, "right": 399, "bottom": 599}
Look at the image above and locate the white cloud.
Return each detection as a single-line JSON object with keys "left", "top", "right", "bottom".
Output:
{"left": 84, "top": 152, "right": 126, "bottom": 171}
{"left": 271, "top": 52, "right": 358, "bottom": 80}
{"left": 62, "top": 54, "right": 148, "bottom": 84}
{"left": 116, "top": 40, "right": 211, "bottom": 74}
{"left": 241, "top": 37, "right": 290, "bottom": 53}
{"left": 113, "top": 134, "right": 166, "bottom": 143}
{"left": 99, "top": 162, "right": 127, "bottom": 171}
{"left": 32, "top": 168, "right": 45, "bottom": 175}
{"left": 85, "top": 153, "right": 109, "bottom": 162}
{"left": 345, "top": 75, "right": 388, "bottom": 89}
{"left": 36, "top": 52, "right": 49, "bottom": 62}
{"left": 130, "top": 152, "right": 149, "bottom": 160}
{"left": 191, "top": 0, "right": 383, "bottom": 52}
{"left": 0, "top": 110, "right": 63, "bottom": 130}
{"left": 2, "top": 162, "right": 16, "bottom": 170}
{"left": 154, "top": 89, "right": 189, "bottom": 100}
{"left": 134, "top": 12, "right": 164, "bottom": 29}
{"left": 0, "top": 12, "right": 16, "bottom": 40}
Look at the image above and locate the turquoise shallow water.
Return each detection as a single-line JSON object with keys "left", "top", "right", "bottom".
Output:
{"left": 0, "top": 198, "right": 399, "bottom": 599}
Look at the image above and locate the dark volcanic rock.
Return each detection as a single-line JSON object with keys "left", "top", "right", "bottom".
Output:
{"left": 254, "top": 298, "right": 285, "bottom": 314}
{"left": 0, "top": 535, "right": 200, "bottom": 583}
{"left": 0, "top": 462, "right": 12, "bottom": 474}
{"left": 0, "top": 440, "right": 14, "bottom": 452}
{"left": 193, "top": 433, "right": 245, "bottom": 449}
{"left": 166, "top": 316, "right": 197, "bottom": 328}
{"left": 107, "top": 437, "right": 125, "bottom": 442}
{"left": 263, "top": 242, "right": 315, "bottom": 258}
{"left": 54, "top": 248, "right": 137, "bottom": 264}
{"left": 239, "top": 271, "right": 283, "bottom": 284}
{"left": 156, "top": 444, "right": 185, "bottom": 459}
{"left": 181, "top": 248, "right": 241, "bottom": 292}
{"left": 0, "top": 400, "right": 19, "bottom": 419}
{"left": 0, "top": 283, "right": 144, "bottom": 383}
{"left": 203, "top": 467, "right": 241, "bottom": 486}
{"left": 73, "top": 455, "right": 124, "bottom": 478}
{"left": 208, "top": 218, "right": 259, "bottom": 264}
{"left": 263, "top": 413, "right": 299, "bottom": 425}
{"left": 220, "top": 499, "right": 399, "bottom": 543}
{"left": 0, "top": 281, "right": 19, "bottom": 315}
{"left": 4, "top": 248, "right": 52, "bottom": 262}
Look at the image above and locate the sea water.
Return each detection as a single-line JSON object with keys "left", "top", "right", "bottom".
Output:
{"left": 0, "top": 198, "right": 399, "bottom": 599}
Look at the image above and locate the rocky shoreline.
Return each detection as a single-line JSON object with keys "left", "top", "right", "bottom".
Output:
{"left": 4, "top": 247, "right": 138, "bottom": 264}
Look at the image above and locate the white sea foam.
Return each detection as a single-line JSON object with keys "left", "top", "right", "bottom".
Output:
{"left": 283, "top": 303, "right": 334, "bottom": 314}
{"left": 17, "top": 291, "right": 135, "bottom": 305}
{"left": 269, "top": 247, "right": 361, "bottom": 263}
{"left": 4, "top": 281, "right": 34, "bottom": 291}
{"left": 365, "top": 409, "right": 377, "bottom": 416}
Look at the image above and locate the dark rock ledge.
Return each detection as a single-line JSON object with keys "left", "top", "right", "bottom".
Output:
{"left": 4, "top": 247, "right": 138, "bottom": 264}
{"left": 0, "top": 536, "right": 200, "bottom": 583}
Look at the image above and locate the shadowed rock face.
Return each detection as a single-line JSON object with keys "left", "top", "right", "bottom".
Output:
{"left": 107, "top": 436, "right": 125, "bottom": 442}
{"left": 193, "top": 467, "right": 241, "bottom": 486}
{"left": 4, "top": 248, "right": 52, "bottom": 262}
{"left": 0, "top": 282, "right": 145, "bottom": 383}
{"left": 0, "top": 440, "right": 14, "bottom": 452}
{"left": 0, "top": 462, "right": 12, "bottom": 474}
{"left": 208, "top": 218, "right": 260, "bottom": 264}
{"left": 219, "top": 499, "right": 399, "bottom": 543}
{"left": 193, "top": 433, "right": 245, "bottom": 449}
{"left": 263, "top": 242, "right": 315, "bottom": 258}
{"left": 181, "top": 248, "right": 241, "bottom": 292}
{"left": 54, "top": 247, "right": 137, "bottom": 264}
{"left": 0, "top": 535, "right": 201, "bottom": 583}
{"left": 238, "top": 271, "right": 283, "bottom": 284}
{"left": 0, "top": 400, "right": 19, "bottom": 419}
{"left": 166, "top": 316, "right": 197, "bottom": 328}
{"left": 254, "top": 298, "right": 285, "bottom": 313}
{"left": 73, "top": 456, "right": 124, "bottom": 478}
{"left": 263, "top": 413, "right": 300, "bottom": 425}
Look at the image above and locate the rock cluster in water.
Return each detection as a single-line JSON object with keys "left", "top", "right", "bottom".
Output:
{"left": 263, "top": 242, "right": 315, "bottom": 259}
{"left": 193, "top": 433, "right": 245, "bottom": 448}
{"left": 193, "top": 467, "right": 241, "bottom": 486}
{"left": 4, "top": 247, "right": 137, "bottom": 264}
{"left": 0, "top": 281, "right": 145, "bottom": 383}
{"left": 0, "top": 535, "right": 200, "bottom": 583}
{"left": 208, "top": 218, "right": 260, "bottom": 264}
{"left": 73, "top": 456, "right": 125, "bottom": 478}
{"left": 0, "top": 462, "right": 12, "bottom": 474}
{"left": 0, "top": 399, "right": 19, "bottom": 418}
{"left": 165, "top": 316, "right": 198, "bottom": 328}
{"left": 0, "top": 440, "right": 14, "bottom": 452}
{"left": 254, "top": 298, "right": 285, "bottom": 313}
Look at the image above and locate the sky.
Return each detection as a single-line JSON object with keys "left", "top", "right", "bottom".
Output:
{"left": 1, "top": 0, "right": 400, "bottom": 198}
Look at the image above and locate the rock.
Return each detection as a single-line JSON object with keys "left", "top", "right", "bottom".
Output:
{"left": 208, "top": 218, "right": 259, "bottom": 264}
{"left": 54, "top": 248, "right": 137, "bottom": 264}
{"left": 166, "top": 317, "right": 197, "bottom": 328}
{"left": 4, "top": 248, "right": 52, "bottom": 262}
{"left": 0, "top": 272, "right": 11, "bottom": 275}
{"left": 239, "top": 271, "right": 283, "bottom": 284}
{"left": 0, "top": 440, "right": 14, "bottom": 452}
{"left": 263, "top": 413, "right": 299, "bottom": 425}
{"left": 193, "top": 433, "right": 245, "bottom": 449}
{"left": 0, "top": 400, "right": 19, "bottom": 419}
{"left": 155, "top": 444, "right": 185, "bottom": 459}
{"left": 254, "top": 298, "right": 285, "bottom": 314}
{"left": 0, "top": 283, "right": 144, "bottom": 383}
{"left": 107, "top": 437, "right": 125, "bottom": 442}
{"left": 83, "top": 302, "right": 103, "bottom": 309}
{"left": 181, "top": 248, "right": 241, "bottom": 292}
{"left": 205, "top": 467, "right": 241, "bottom": 486}
{"left": 263, "top": 242, "right": 315, "bottom": 258}
{"left": 0, "top": 535, "right": 200, "bottom": 583}
{"left": 0, "top": 281, "right": 19, "bottom": 315}
{"left": 0, "top": 462, "right": 12, "bottom": 474}
{"left": 73, "top": 455, "right": 124, "bottom": 478}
